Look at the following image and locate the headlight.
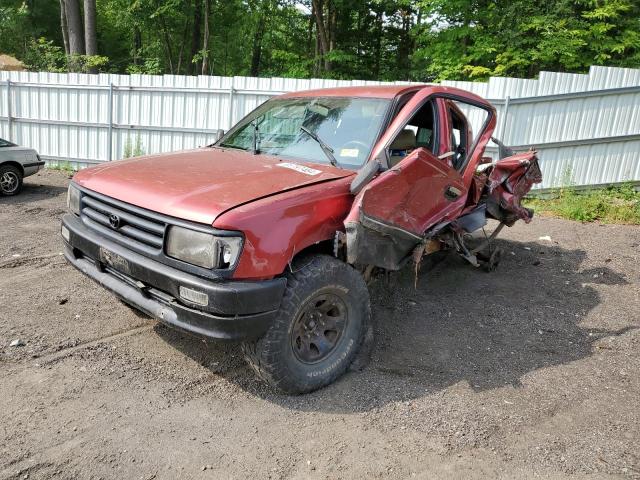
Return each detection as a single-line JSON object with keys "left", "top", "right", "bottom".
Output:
{"left": 67, "top": 184, "right": 80, "bottom": 215}
{"left": 165, "top": 226, "right": 243, "bottom": 269}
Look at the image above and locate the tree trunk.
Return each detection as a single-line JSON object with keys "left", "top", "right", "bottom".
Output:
{"left": 132, "top": 26, "right": 142, "bottom": 65}
{"left": 64, "top": 0, "right": 85, "bottom": 56}
{"left": 201, "top": 0, "right": 210, "bottom": 75}
{"left": 311, "top": 0, "right": 330, "bottom": 72}
{"left": 177, "top": 19, "right": 190, "bottom": 74}
{"left": 158, "top": 14, "right": 174, "bottom": 73}
{"left": 250, "top": 2, "right": 268, "bottom": 76}
{"left": 372, "top": 8, "right": 383, "bottom": 78}
{"left": 312, "top": 1, "right": 320, "bottom": 76}
{"left": 59, "top": 0, "right": 70, "bottom": 55}
{"left": 397, "top": 6, "right": 413, "bottom": 79}
{"left": 307, "top": 3, "right": 314, "bottom": 60}
{"left": 190, "top": 0, "right": 202, "bottom": 75}
{"left": 327, "top": 0, "right": 336, "bottom": 71}
{"left": 83, "top": 0, "right": 97, "bottom": 73}
{"left": 83, "top": 0, "right": 97, "bottom": 55}
{"left": 328, "top": 1, "right": 336, "bottom": 51}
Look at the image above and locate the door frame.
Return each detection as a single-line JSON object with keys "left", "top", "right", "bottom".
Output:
{"left": 371, "top": 90, "right": 496, "bottom": 179}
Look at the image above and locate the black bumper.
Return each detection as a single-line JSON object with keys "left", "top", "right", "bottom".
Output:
{"left": 61, "top": 213, "right": 286, "bottom": 340}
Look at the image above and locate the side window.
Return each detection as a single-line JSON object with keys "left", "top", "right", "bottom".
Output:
{"left": 388, "top": 100, "right": 435, "bottom": 167}
{"left": 446, "top": 100, "right": 489, "bottom": 171}
{"left": 389, "top": 91, "right": 417, "bottom": 123}
{"left": 448, "top": 104, "right": 469, "bottom": 170}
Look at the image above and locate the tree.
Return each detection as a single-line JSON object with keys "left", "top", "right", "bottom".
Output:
{"left": 201, "top": 0, "right": 210, "bottom": 74}
{"left": 250, "top": 0, "right": 275, "bottom": 76}
{"left": 412, "top": 0, "right": 640, "bottom": 81}
{"left": 311, "top": 0, "right": 331, "bottom": 72}
{"left": 64, "top": 0, "right": 84, "bottom": 56}
{"left": 190, "top": 0, "right": 202, "bottom": 74}
{"left": 84, "top": 0, "right": 98, "bottom": 73}
{"left": 0, "top": 0, "right": 637, "bottom": 80}
{"left": 84, "top": 0, "right": 97, "bottom": 56}
{"left": 59, "top": 0, "right": 70, "bottom": 54}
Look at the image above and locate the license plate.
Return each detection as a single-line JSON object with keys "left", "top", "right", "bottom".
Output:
{"left": 99, "top": 247, "right": 130, "bottom": 275}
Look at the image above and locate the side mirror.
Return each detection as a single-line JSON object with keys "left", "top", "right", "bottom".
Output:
{"left": 213, "top": 129, "right": 225, "bottom": 143}
{"left": 350, "top": 160, "right": 381, "bottom": 195}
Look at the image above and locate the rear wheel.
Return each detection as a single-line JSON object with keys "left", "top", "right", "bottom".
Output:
{"left": 0, "top": 165, "right": 23, "bottom": 196}
{"left": 242, "top": 254, "right": 370, "bottom": 394}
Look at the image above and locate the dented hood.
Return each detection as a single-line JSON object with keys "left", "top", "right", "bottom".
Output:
{"left": 73, "top": 148, "right": 352, "bottom": 225}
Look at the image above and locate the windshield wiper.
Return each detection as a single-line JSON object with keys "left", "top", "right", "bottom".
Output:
{"left": 252, "top": 118, "right": 261, "bottom": 155}
{"left": 299, "top": 126, "right": 339, "bottom": 168}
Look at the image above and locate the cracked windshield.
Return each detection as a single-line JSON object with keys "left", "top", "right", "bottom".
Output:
{"left": 219, "top": 97, "right": 390, "bottom": 169}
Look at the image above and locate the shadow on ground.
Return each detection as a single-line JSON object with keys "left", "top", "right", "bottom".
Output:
{"left": 0, "top": 181, "right": 68, "bottom": 205}
{"left": 156, "top": 238, "right": 633, "bottom": 412}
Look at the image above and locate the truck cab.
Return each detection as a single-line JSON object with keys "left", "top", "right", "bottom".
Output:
{"left": 62, "top": 85, "right": 541, "bottom": 393}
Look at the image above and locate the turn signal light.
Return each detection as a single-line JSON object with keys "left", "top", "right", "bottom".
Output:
{"left": 179, "top": 286, "right": 209, "bottom": 307}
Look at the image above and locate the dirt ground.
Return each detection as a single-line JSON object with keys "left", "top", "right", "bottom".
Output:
{"left": 1, "top": 169, "right": 639, "bottom": 479}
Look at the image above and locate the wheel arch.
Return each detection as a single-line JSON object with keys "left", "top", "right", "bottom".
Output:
{"left": 288, "top": 238, "right": 336, "bottom": 267}
{"left": 0, "top": 160, "right": 25, "bottom": 176}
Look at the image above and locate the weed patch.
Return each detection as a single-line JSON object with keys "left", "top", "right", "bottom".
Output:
{"left": 526, "top": 184, "right": 640, "bottom": 224}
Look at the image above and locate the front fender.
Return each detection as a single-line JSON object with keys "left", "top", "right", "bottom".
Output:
{"left": 213, "top": 177, "right": 354, "bottom": 280}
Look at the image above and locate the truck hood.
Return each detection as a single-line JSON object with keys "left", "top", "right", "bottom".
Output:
{"left": 73, "top": 148, "right": 354, "bottom": 225}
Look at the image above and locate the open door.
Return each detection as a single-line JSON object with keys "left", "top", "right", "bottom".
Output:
{"left": 345, "top": 147, "right": 468, "bottom": 270}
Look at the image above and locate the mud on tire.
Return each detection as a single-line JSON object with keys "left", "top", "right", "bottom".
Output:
{"left": 242, "top": 254, "right": 370, "bottom": 394}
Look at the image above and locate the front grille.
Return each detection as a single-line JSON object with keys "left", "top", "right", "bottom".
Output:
{"left": 81, "top": 193, "right": 166, "bottom": 251}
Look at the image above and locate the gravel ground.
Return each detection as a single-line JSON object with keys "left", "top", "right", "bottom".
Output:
{"left": 1, "top": 169, "right": 638, "bottom": 479}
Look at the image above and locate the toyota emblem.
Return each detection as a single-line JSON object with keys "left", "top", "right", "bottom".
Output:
{"left": 108, "top": 214, "right": 121, "bottom": 229}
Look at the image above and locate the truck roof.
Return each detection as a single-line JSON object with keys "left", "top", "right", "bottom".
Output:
{"left": 279, "top": 84, "right": 427, "bottom": 99}
{"left": 278, "top": 84, "right": 490, "bottom": 106}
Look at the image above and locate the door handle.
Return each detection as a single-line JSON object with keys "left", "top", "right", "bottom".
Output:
{"left": 444, "top": 185, "right": 462, "bottom": 201}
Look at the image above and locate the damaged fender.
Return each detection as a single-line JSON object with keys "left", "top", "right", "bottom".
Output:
{"left": 486, "top": 151, "right": 542, "bottom": 225}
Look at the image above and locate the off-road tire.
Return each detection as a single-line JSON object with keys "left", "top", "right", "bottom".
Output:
{"left": 0, "top": 164, "right": 23, "bottom": 196}
{"left": 242, "top": 254, "right": 370, "bottom": 394}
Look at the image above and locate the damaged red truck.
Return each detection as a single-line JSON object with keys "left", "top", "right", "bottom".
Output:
{"left": 61, "top": 85, "right": 542, "bottom": 393}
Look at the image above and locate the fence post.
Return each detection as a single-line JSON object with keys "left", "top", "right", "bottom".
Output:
{"left": 6, "top": 79, "right": 13, "bottom": 142}
{"left": 498, "top": 95, "right": 511, "bottom": 143}
{"left": 228, "top": 82, "right": 235, "bottom": 130}
{"left": 107, "top": 82, "right": 113, "bottom": 161}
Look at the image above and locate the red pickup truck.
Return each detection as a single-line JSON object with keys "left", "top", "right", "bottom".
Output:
{"left": 61, "top": 85, "right": 541, "bottom": 393}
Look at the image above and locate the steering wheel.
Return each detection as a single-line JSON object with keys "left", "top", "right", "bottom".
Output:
{"left": 339, "top": 140, "right": 369, "bottom": 161}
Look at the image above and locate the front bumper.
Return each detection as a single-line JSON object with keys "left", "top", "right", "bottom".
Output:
{"left": 61, "top": 213, "right": 286, "bottom": 340}
{"left": 23, "top": 160, "right": 46, "bottom": 177}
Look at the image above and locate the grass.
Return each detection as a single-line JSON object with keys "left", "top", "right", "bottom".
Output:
{"left": 46, "top": 161, "right": 76, "bottom": 173}
{"left": 525, "top": 183, "right": 640, "bottom": 224}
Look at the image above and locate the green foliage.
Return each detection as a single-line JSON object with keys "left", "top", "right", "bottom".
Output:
{"left": 23, "top": 38, "right": 67, "bottom": 72}
{"left": 123, "top": 136, "right": 145, "bottom": 158}
{"left": 47, "top": 161, "right": 76, "bottom": 173}
{"left": 526, "top": 183, "right": 640, "bottom": 224}
{"left": 125, "top": 58, "right": 162, "bottom": 75}
{"left": 0, "top": 0, "right": 638, "bottom": 80}
{"left": 413, "top": 0, "right": 640, "bottom": 81}
{"left": 0, "top": 3, "right": 29, "bottom": 56}
{"left": 22, "top": 38, "right": 109, "bottom": 73}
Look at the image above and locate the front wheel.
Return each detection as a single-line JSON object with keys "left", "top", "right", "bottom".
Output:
{"left": 242, "top": 254, "right": 370, "bottom": 394}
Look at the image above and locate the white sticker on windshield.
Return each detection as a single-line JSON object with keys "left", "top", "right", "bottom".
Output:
{"left": 340, "top": 148, "right": 359, "bottom": 158}
{"left": 276, "top": 163, "right": 322, "bottom": 176}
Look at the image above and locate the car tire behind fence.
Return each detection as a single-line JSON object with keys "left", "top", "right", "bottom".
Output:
{"left": 242, "top": 254, "right": 370, "bottom": 394}
{"left": 0, "top": 164, "right": 23, "bottom": 196}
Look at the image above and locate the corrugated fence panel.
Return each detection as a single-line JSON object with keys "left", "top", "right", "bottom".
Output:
{"left": 1, "top": 67, "right": 639, "bottom": 188}
{"left": 443, "top": 66, "right": 640, "bottom": 189}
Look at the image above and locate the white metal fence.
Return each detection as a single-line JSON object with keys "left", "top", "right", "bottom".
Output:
{"left": 1, "top": 66, "right": 639, "bottom": 189}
